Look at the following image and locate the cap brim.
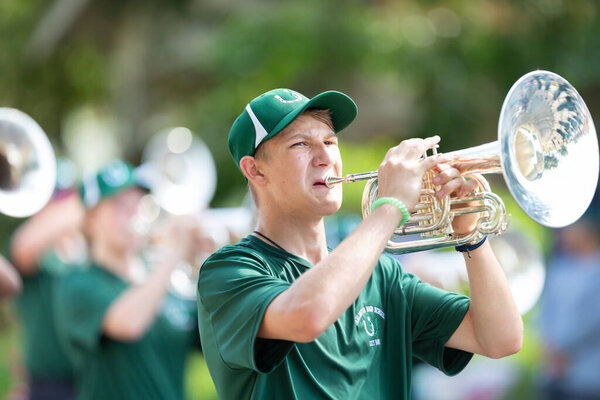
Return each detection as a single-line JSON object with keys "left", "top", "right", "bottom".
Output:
{"left": 267, "top": 90, "right": 357, "bottom": 141}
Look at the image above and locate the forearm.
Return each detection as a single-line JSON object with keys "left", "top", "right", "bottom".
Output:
{"left": 461, "top": 241, "right": 523, "bottom": 357}
{"left": 11, "top": 196, "right": 83, "bottom": 273}
{"left": 102, "top": 260, "right": 174, "bottom": 341}
{"left": 260, "top": 204, "right": 402, "bottom": 341}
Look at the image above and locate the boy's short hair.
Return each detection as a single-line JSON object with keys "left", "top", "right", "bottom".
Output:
{"left": 253, "top": 108, "right": 334, "bottom": 162}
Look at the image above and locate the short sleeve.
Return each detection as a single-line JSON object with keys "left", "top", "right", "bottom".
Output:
{"left": 197, "top": 250, "right": 293, "bottom": 373}
{"left": 402, "top": 272, "right": 473, "bottom": 376}
{"left": 56, "top": 272, "right": 120, "bottom": 352}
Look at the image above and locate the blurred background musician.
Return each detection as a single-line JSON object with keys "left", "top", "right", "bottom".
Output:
{"left": 8, "top": 156, "right": 85, "bottom": 400}
{"left": 539, "top": 189, "right": 600, "bottom": 400}
{"left": 54, "top": 159, "right": 206, "bottom": 400}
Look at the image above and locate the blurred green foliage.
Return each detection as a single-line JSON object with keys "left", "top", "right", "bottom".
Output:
{"left": 0, "top": 0, "right": 598, "bottom": 215}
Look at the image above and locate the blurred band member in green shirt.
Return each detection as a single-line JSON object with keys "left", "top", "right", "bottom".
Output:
{"left": 55, "top": 159, "right": 204, "bottom": 400}
{"left": 11, "top": 179, "right": 86, "bottom": 400}
{"left": 197, "top": 89, "right": 523, "bottom": 399}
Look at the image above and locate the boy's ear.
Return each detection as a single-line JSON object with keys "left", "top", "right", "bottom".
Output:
{"left": 239, "top": 156, "right": 267, "bottom": 185}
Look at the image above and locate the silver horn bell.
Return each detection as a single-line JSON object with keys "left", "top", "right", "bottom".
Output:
{"left": 326, "top": 70, "right": 599, "bottom": 254}
{"left": 0, "top": 108, "right": 56, "bottom": 218}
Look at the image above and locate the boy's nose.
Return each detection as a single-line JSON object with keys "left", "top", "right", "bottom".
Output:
{"left": 313, "top": 144, "right": 334, "bottom": 167}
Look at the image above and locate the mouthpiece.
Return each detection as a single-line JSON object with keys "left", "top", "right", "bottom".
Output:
{"left": 324, "top": 176, "right": 345, "bottom": 188}
{"left": 324, "top": 171, "right": 379, "bottom": 188}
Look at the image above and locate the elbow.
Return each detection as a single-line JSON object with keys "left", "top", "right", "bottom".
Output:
{"left": 106, "top": 322, "right": 146, "bottom": 342}
{"left": 486, "top": 339, "right": 522, "bottom": 359}
{"left": 294, "top": 324, "right": 326, "bottom": 343}
{"left": 9, "top": 245, "right": 38, "bottom": 277}
{"left": 289, "top": 305, "right": 332, "bottom": 343}
{"left": 0, "top": 260, "right": 22, "bottom": 299}
{"left": 265, "top": 290, "right": 337, "bottom": 343}
{"left": 0, "top": 281, "right": 21, "bottom": 300}
{"left": 117, "top": 324, "right": 147, "bottom": 342}
{"left": 485, "top": 321, "right": 524, "bottom": 359}
{"left": 8, "top": 277, "right": 22, "bottom": 298}
{"left": 103, "top": 315, "right": 148, "bottom": 343}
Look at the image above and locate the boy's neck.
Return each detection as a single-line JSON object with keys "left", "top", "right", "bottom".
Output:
{"left": 255, "top": 211, "right": 329, "bottom": 265}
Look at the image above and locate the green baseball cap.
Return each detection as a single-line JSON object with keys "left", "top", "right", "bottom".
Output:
{"left": 80, "top": 159, "right": 149, "bottom": 208}
{"left": 228, "top": 88, "right": 358, "bottom": 168}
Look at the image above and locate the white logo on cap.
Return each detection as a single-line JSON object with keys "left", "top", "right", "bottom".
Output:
{"left": 274, "top": 89, "right": 304, "bottom": 104}
{"left": 246, "top": 104, "right": 269, "bottom": 149}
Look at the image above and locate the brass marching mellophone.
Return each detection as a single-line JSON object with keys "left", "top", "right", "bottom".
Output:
{"left": 325, "top": 70, "right": 599, "bottom": 254}
{"left": 0, "top": 108, "right": 56, "bottom": 218}
{"left": 135, "top": 127, "right": 239, "bottom": 300}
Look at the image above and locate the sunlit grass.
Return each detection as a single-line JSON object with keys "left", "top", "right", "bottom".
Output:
{"left": 0, "top": 328, "right": 18, "bottom": 397}
{"left": 185, "top": 352, "right": 218, "bottom": 399}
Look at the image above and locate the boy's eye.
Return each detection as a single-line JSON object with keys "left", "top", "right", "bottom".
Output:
{"left": 292, "top": 142, "right": 307, "bottom": 147}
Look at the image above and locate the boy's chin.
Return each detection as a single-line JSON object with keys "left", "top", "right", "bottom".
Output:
{"left": 319, "top": 200, "right": 343, "bottom": 217}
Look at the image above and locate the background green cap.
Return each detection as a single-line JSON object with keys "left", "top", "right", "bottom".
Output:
{"left": 228, "top": 88, "right": 358, "bottom": 168}
{"left": 79, "top": 159, "right": 148, "bottom": 208}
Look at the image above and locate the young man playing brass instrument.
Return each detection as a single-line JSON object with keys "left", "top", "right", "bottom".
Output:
{"left": 197, "top": 89, "right": 523, "bottom": 399}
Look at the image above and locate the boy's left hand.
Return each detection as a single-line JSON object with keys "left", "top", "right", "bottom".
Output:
{"left": 433, "top": 163, "right": 479, "bottom": 236}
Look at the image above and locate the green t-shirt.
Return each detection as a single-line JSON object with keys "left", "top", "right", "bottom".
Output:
{"left": 55, "top": 264, "right": 200, "bottom": 400}
{"left": 197, "top": 235, "right": 473, "bottom": 400}
{"left": 14, "top": 251, "right": 79, "bottom": 380}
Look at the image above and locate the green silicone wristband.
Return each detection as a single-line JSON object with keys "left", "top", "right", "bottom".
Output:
{"left": 371, "top": 197, "right": 410, "bottom": 226}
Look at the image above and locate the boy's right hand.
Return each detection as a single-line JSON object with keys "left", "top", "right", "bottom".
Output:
{"left": 377, "top": 136, "right": 446, "bottom": 212}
